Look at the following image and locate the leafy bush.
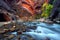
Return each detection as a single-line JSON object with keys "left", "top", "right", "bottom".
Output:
{"left": 41, "top": 3, "right": 53, "bottom": 18}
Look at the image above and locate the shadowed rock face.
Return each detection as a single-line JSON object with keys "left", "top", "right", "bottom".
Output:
{"left": 48, "top": 0, "right": 60, "bottom": 22}
{"left": 0, "top": 13, "right": 11, "bottom": 22}
{"left": 0, "top": 0, "right": 15, "bottom": 13}
{"left": 0, "top": 13, "right": 6, "bottom": 22}
{"left": 0, "top": 0, "right": 18, "bottom": 22}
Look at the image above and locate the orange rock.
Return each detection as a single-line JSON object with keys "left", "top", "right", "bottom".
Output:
{"left": 22, "top": 3, "right": 34, "bottom": 15}
{"left": 17, "top": 0, "right": 35, "bottom": 15}
{"left": 17, "top": 0, "right": 48, "bottom": 18}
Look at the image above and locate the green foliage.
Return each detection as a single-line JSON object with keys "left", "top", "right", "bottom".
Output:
{"left": 41, "top": 3, "right": 53, "bottom": 18}
{"left": 35, "top": 3, "right": 53, "bottom": 19}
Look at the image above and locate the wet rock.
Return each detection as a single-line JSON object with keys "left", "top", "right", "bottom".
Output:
{"left": 45, "top": 37, "right": 50, "bottom": 40}
{"left": 20, "top": 34, "right": 34, "bottom": 40}
{"left": 44, "top": 19, "right": 54, "bottom": 24}
{"left": 16, "top": 35, "right": 21, "bottom": 40}
{"left": 34, "top": 31, "right": 41, "bottom": 33}
{"left": 4, "top": 34, "right": 15, "bottom": 40}
{"left": 27, "top": 26, "right": 37, "bottom": 30}
{"left": 17, "top": 31, "right": 22, "bottom": 35}
{"left": 0, "top": 34, "right": 4, "bottom": 39}
{"left": 0, "top": 28, "right": 5, "bottom": 34}
{"left": 0, "top": 30, "right": 5, "bottom": 34}
{"left": 10, "top": 27, "right": 16, "bottom": 31}
{"left": 25, "top": 28, "right": 32, "bottom": 32}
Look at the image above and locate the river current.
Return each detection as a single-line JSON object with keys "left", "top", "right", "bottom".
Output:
{"left": 12, "top": 22, "right": 60, "bottom": 40}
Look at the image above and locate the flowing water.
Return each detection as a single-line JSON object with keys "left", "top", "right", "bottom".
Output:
{"left": 11, "top": 22, "right": 60, "bottom": 40}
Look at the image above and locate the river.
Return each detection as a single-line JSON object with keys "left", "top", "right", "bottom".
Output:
{"left": 12, "top": 22, "right": 60, "bottom": 40}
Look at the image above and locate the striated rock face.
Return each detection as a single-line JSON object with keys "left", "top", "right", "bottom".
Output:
{"left": 15, "top": 0, "right": 46, "bottom": 20}
{"left": 48, "top": 0, "right": 60, "bottom": 23}
{"left": 0, "top": 0, "right": 50, "bottom": 21}
{"left": 0, "top": 0, "right": 17, "bottom": 21}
